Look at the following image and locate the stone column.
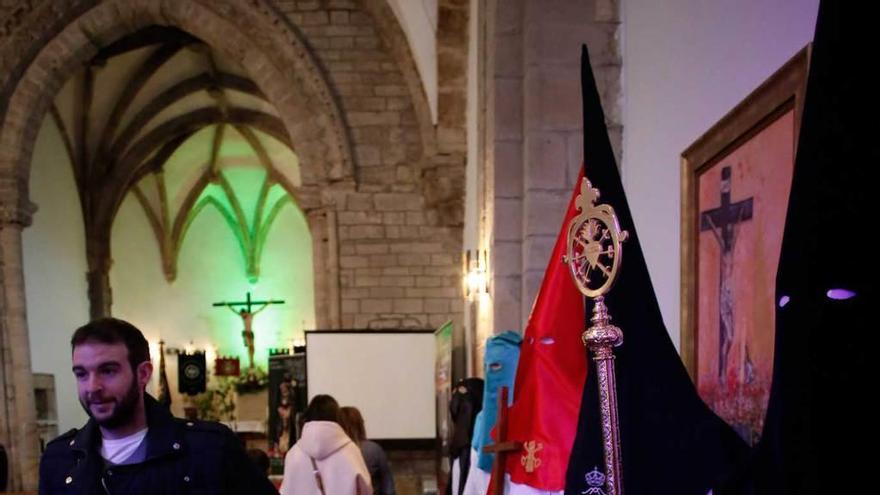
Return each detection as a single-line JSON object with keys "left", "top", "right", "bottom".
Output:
{"left": 425, "top": 0, "right": 469, "bottom": 227}
{"left": 85, "top": 234, "right": 112, "bottom": 320}
{"left": 489, "top": 0, "right": 525, "bottom": 334}
{"left": 0, "top": 182, "right": 40, "bottom": 492}
{"left": 438, "top": 0, "right": 470, "bottom": 154}
{"left": 520, "top": 0, "right": 622, "bottom": 317}
{"left": 482, "top": 0, "right": 622, "bottom": 337}
{"left": 307, "top": 207, "right": 341, "bottom": 330}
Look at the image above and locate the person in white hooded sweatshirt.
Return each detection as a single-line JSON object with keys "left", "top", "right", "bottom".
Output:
{"left": 280, "top": 394, "right": 372, "bottom": 495}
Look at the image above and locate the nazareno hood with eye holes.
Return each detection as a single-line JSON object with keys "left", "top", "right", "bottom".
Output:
{"left": 471, "top": 330, "right": 522, "bottom": 472}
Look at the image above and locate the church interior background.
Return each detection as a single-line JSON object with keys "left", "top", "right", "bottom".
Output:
{"left": 0, "top": 0, "right": 819, "bottom": 492}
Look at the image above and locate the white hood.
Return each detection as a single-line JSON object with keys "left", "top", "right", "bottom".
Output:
{"left": 296, "top": 420, "right": 352, "bottom": 460}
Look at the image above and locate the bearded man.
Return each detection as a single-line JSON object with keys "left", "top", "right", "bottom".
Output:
{"left": 38, "top": 318, "right": 278, "bottom": 495}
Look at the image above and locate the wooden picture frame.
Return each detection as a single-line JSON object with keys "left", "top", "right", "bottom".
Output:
{"left": 680, "top": 46, "right": 810, "bottom": 443}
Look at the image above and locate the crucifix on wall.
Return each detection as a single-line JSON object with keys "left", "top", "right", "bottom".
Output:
{"left": 212, "top": 292, "right": 285, "bottom": 369}
{"left": 699, "top": 166, "right": 753, "bottom": 385}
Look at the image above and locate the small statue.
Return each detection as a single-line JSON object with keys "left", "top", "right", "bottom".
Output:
{"left": 223, "top": 303, "right": 269, "bottom": 369}
{"left": 274, "top": 374, "right": 297, "bottom": 454}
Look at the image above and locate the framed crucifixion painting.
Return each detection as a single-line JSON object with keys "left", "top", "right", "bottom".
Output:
{"left": 680, "top": 46, "right": 809, "bottom": 445}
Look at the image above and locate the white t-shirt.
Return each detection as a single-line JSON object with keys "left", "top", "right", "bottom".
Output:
{"left": 100, "top": 428, "right": 148, "bottom": 465}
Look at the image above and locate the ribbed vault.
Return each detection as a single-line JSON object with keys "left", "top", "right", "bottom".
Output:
{"left": 49, "top": 26, "right": 304, "bottom": 283}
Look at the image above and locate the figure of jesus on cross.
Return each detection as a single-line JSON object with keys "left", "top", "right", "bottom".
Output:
{"left": 212, "top": 292, "right": 285, "bottom": 369}
{"left": 700, "top": 165, "right": 753, "bottom": 385}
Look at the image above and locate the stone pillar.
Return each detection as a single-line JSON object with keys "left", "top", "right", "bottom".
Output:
{"left": 307, "top": 207, "right": 341, "bottom": 331}
{"left": 489, "top": 0, "right": 525, "bottom": 334}
{"left": 0, "top": 180, "right": 40, "bottom": 492}
{"left": 426, "top": 0, "right": 469, "bottom": 228}
{"left": 437, "top": 0, "right": 470, "bottom": 153}
{"left": 85, "top": 234, "right": 112, "bottom": 320}
{"left": 324, "top": 210, "right": 341, "bottom": 329}
{"left": 483, "top": 0, "right": 622, "bottom": 334}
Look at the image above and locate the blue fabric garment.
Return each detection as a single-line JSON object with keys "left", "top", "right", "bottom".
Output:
{"left": 471, "top": 330, "right": 522, "bottom": 472}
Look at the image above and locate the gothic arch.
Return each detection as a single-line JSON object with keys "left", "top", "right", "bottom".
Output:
{"left": 0, "top": 0, "right": 355, "bottom": 194}
{"left": 0, "top": 0, "right": 357, "bottom": 326}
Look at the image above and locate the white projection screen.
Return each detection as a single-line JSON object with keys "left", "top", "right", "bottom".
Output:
{"left": 305, "top": 330, "right": 436, "bottom": 440}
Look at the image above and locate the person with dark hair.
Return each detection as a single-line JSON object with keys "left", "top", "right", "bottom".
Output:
{"left": 446, "top": 378, "right": 483, "bottom": 495}
{"left": 339, "top": 406, "right": 395, "bottom": 495}
{"left": 37, "top": 317, "right": 278, "bottom": 495}
{"left": 302, "top": 394, "right": 340, "bottom": 423}
{"left": 280, "top": 394, "right": 371, "bottom": 495}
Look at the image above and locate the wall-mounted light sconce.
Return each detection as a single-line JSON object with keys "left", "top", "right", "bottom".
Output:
{"left": 464, "top": 249, "right": 489, "bottom": 300}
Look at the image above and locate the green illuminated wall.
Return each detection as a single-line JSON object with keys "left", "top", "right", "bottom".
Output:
{"left": 110, "top": 125, "right": 315, "bottom": 386}
{"left": 111, "top": 195, "right": 314, "bottom": 360}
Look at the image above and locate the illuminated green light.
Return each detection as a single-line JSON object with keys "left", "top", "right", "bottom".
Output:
{"left": 115, "top": 121, "right": 314, "bottom": 369}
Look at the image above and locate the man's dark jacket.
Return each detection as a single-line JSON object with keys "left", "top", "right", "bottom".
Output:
{"left": 38, "top": 395, "right": 278, "bottom": 495}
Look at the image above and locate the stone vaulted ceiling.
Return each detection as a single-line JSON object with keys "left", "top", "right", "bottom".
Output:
{"left": 49, "top": 26, "right": 303, "bottom": 282}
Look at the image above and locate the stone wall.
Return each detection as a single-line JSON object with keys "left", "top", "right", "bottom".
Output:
{"left": 486, "top": 0, "right": 622, "bottom": 334}
{"left": 277, "top": 0, "right": 465, "bottom": 331}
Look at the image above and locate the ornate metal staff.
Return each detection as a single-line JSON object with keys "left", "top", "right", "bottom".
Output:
{"left": 563, "top": 177, "right": 628, "bottom": 495}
